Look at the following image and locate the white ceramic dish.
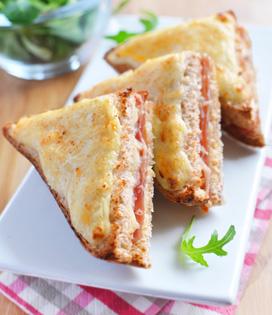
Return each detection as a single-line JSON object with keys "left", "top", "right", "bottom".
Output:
{"left": 1, "top": 16, "right": 272, "bottom": 305}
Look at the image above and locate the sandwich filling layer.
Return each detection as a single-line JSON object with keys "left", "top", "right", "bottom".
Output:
{"left": 199, "top": 57, "right": 211, "bottom": 197}
{"left": 199, "top": 57, "right": 211, "bottom": 209}
{"left": 200, "top": 58, "right": 210, "bottom": 166}
{"left": 133, "top": 95, "right": 148, "bottom": 240}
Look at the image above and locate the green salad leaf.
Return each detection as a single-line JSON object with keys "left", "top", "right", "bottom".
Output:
{"left": 0, "top": 0, "right": 72, "bottom": 25}
{"left": 0, "top": 0, "right": 98, "bottom": 63}
{"left": 105, "top": 10, "right": 158, "bottom": 44}
{"left": 1, "top": 0, "right": 41, "bottom": 25}
{"left": 180, "top": 216, "right": 236, "bottom": 267}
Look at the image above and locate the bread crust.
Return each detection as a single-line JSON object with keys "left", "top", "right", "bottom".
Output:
{"left": 220, "top": 12, "right": 264, "bottom": 147}
{"left": 3, "top": 91, "right": 153, "bottom": 268}
{"left": 104, "top": 48, "right": 132, "bottom": 73}
{"left": 155, "top": 180, "right": 206, "bottom": 206}
{"left": 221, "top": 108, "right": 264, "bottom": 147}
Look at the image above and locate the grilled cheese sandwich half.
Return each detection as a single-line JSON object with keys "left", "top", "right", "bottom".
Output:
{"left": 75, "top": 52, "right": 223, "bottom": 209}
{"left": 3, "top": 90, "right": 154, "bottom": 268}
{"left": 105, "top": 11, "right": 264, "bottom": 147}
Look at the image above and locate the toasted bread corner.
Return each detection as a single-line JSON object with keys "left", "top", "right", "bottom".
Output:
{"left": 222, "top": 120, "right": 265, "bottom": 147}
{"left": 104, "top": 47, "right": 132, "bottom": 74}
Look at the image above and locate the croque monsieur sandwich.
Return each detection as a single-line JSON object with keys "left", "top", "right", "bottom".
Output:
{"left": 75, "top": 52, "right": 223, "bottom": 209}
{"left": 3, "top": 90, "right": 154, "bottom": 268}
{"left": 105, "top": 11, "right": 264, "bottom": 147}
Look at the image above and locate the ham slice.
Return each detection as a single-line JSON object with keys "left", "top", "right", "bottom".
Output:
{"left": 200, "top": 58, "right": 210, "bottom": 166}
{"left": 133, "top": 98, "right": 147, "bottom": 240}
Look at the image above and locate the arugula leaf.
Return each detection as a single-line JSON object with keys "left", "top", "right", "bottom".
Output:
{"left": 180, "top": 216, "right": 236, "bottom": 267}
{"left": 113, "top": 0, "right": 131, "bottom": 15}
{"left": 105, "top": 30, "right": 138, "bottom": 44}
{"left": 105, "top": 11, "right": 158, "bottom": 44}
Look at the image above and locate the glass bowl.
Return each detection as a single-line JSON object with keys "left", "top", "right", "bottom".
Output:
{"left": 0, "top": 0, "right": 111, "bottom": 80}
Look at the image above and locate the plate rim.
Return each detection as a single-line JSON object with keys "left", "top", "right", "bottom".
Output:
{"left": 1, "top": 15, "right": 272, "bottom": 306}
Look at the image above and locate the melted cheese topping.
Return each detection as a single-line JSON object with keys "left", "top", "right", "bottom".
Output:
{"left": 153, "top": 102, "right": 191, "bottom": 190}
{"left": 109, "top": 12, "right": 248, "bottom": 104}
{"left": 88, "top": 53, "right": 196, "bottom": 191}
{"left": 9, "top": 97, "right": 121, "bottom": 245}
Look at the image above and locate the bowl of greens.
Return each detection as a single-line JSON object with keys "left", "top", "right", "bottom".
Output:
{"left": 0, "top": 0, "right": 111, "bottom": 80}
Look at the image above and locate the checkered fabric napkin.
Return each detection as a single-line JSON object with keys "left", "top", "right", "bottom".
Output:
{"left": 1, "top": 148, "right": 272, "bottom": 315}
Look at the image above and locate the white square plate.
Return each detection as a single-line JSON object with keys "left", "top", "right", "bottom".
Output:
{"left": 1, "top": 16, "right": 272, "bottom": 305}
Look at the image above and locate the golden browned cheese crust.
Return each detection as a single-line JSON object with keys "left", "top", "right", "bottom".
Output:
{"left": 104, "top": 10, "right": 264, "bottom": 147}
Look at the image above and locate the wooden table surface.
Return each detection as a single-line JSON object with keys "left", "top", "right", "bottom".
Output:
{"left": 0, "top": 1, "right": 272, "bottom": 314}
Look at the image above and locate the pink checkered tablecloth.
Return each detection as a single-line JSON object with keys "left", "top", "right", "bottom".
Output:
{"left": 1, "top": 149, "right": 272, "bottom": 315}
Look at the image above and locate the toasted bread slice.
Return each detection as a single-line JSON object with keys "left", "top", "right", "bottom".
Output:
{"left": 3, "top": 90, "right": 154, "bottom": 268}
{"left": 105, "top": 11, "right": 264, "bottom": 147}
{"left": 75, "top": 52, "right": 223, "bottom": 209}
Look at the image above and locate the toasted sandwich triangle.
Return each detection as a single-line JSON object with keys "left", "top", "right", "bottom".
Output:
{"left": 3, "top": 91, "right": 154, "bottom": 268}
{"left": 104, "top": 11, "right": 264, "bottom": 147}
